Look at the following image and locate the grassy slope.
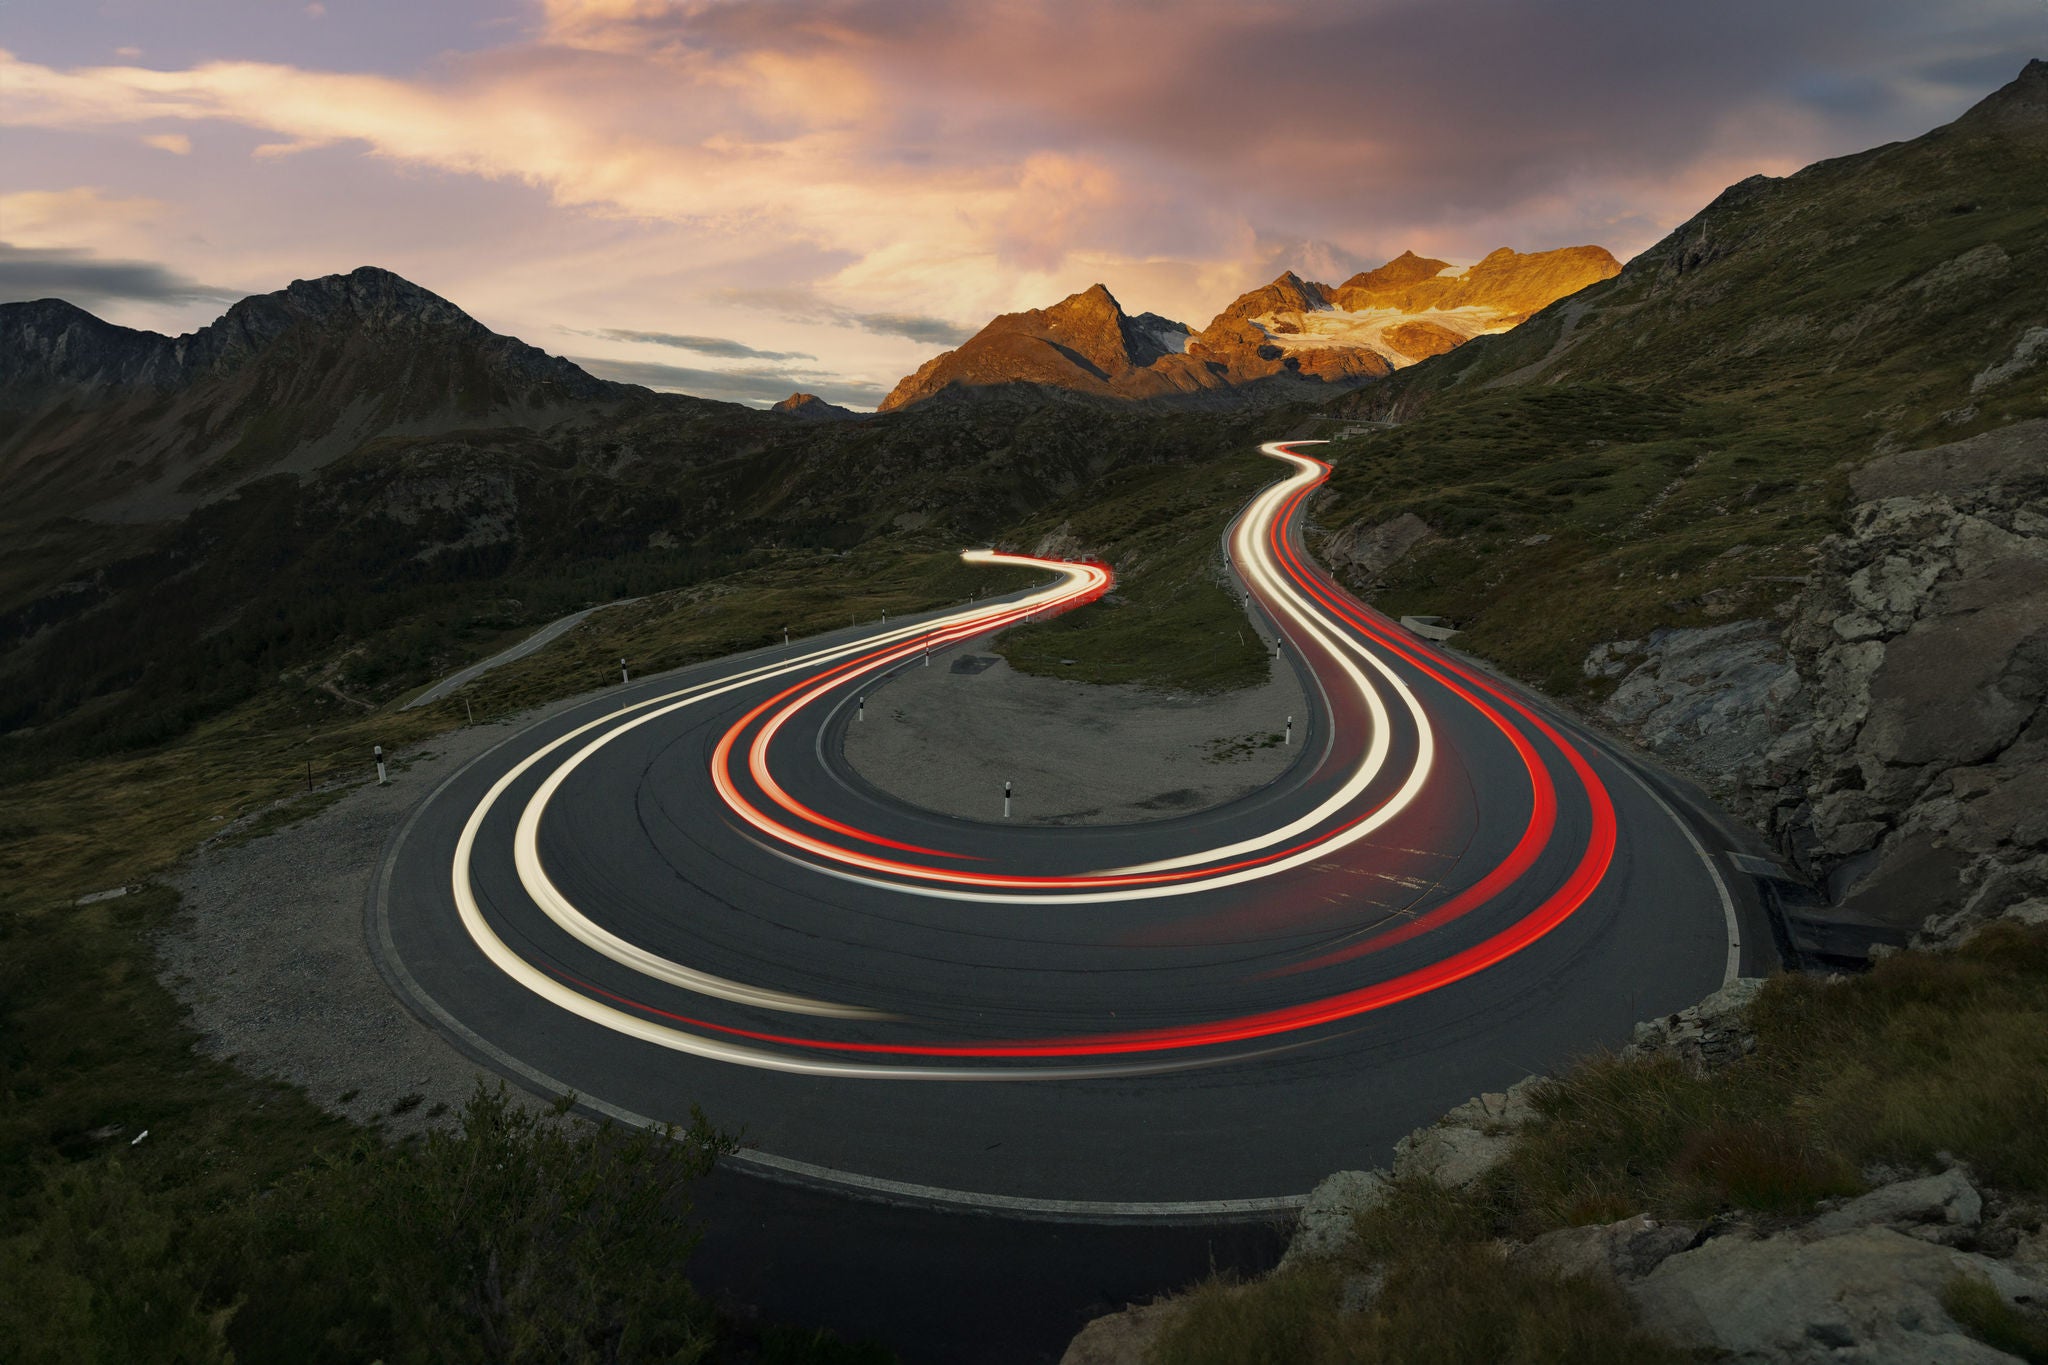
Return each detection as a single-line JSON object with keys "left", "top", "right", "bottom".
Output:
{"left": 1154, "top": 924, "right": 2048, "bottom": 1364}
{"left": 1314, "top": 92, "right": 2048, "bottom": 695}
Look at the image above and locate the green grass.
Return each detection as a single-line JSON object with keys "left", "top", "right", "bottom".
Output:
{"left": 1153, "top": 1180, "right": 1691, "bottom": 1365}
{"left": 1, "top": 1083, "right": 736, "bottom": 1364}
{"left": 1501, "top": 925, "right": 2048, "bottom": 1230}
{"left": 1311, "top": 385, "right": 1835, "bottom": 695}
{"left": 1945, "top": 1273, "right": 2048, "bottom": 1364}
{"left": 1156, "top": 924, "right": 2048, "bottom": 1358}
{"left": 997, "top": 442, "right": 1286, "bottom": 692}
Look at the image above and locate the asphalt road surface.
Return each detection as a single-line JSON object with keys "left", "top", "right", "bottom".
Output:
{"left": 372, "top": 441, "right": 1771, "bottom": 1359}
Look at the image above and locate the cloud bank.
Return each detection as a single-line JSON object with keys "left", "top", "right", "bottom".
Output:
{"left": 1, "top": 2, "right": 2037, "bottom": 398}
{"left": 0, "top": 243, "right": 233, "bottom": 308}
{"left": 571, "top": 355, "right": 886, "bottom": 410}
{"left": 575, "top": 327, "right": 815, "bottom": 362}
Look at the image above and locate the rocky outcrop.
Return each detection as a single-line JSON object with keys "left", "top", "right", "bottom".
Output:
{"left": 1280, "top": 1169, "right": 1391, "bottom": 1267}
{"left": 1805, "top": 1167, "right": 1982, "bottom": 1240}
{"left": 1622, "top": 977, "right": 1764, "bottom": 1076}
{"left": 1627, "top": 1224, "right": 2040, "bottom": 1364}
{"left": 1589, "top": 420, "right": 2048, "bottom": 949}
{"left": 1062, "top": 969, "right": 2048, "bottom": 1363}
{"left": 1589, "top": 621, "right": 1805, "bottom": 787}
{"left": 1320, "top": 511, "right": 1438, "bottom": 591}
{"left": 1390, "top": 1076, "right": 1544, "bottom": 1189}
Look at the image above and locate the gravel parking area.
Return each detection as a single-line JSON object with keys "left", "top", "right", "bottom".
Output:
{"left": 841, "top": 652, "right": 1309, "bottom": 825}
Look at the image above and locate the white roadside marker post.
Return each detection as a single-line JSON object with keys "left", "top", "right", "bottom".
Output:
{"left": 374, "top": 744, "right": 388, "bottom": 786}
{"left": 784, "top": 626, "right": 790, "bottom": 646}
{"left": 463, "top": 695, "right": 473, "bottom": 725}
{"left": 1286, "top": 715, "right": 1293, "bottom": 747}
{"left": 1004, "top": 780, "right": 1012, "bottom": 820}
{"left": 857, "top": 695, "right": 864, "bottom": 723}
{"left": 620, "top": 658, "right": 629, "bottom": 685}
{"left": 924, "top": 634, "right": 932, "bottom": 666}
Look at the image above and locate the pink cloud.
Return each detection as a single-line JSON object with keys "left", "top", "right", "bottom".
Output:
{"left": 0, "top": 0, "right": 2035, "bottom": 338}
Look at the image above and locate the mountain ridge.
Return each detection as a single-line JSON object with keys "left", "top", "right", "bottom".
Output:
{"left": 878, "top": 245, "right": 1620, "bottom": 412}
{"left": 0, "top": 266, "right": 645, "bottom": 524}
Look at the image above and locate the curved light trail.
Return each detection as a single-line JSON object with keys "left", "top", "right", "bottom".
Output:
{"left": 426, "top": 441, "right": 1641, "bottom": 1081}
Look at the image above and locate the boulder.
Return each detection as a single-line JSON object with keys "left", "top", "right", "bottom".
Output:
{"left": 1624, "top": 978, "right": 1764, "bottom": 1076}
{"left": 1511, "top": 1213, "right": 1698, "bottom": 1287}
{"left": 1807, "top": 1168, "right": 1982, "bottom": 1239}
{"left": 1281, "top": 1168, "right": 1391, "bottom": 1266}
{"left": 1059, "top": 1298, "right": 1189, "bottom": 1365}
{"left": 1392, "top": 1075, "right": 1544, "bottom": 1188}
{"left": 1628, "top": 1226, "right": 2045, "bottom": 1364}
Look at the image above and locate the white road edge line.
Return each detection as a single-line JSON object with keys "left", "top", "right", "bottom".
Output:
{"left": 1608, "top": 759, "right": 1744, "bottom": 987}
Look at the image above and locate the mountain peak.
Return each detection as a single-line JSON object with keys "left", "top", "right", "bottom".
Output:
{"left": 1339, "top": 251, "right": 1453, "bottom": 295}
{"left": 771, "top": 392, "right": 858, "bottom": 420}
{"left": 1, "top": 267, "right": 627, "bottom": 518}
{"left": 1045, "top": 283, "right": 1128, "bottom": 327}
{"left": 222, "top": 266, "right": 474, "bottom": 340}
{"left": 878, "top": 238, "right": 1619, "bottom": 410}
{"left": 1951, "top": 57, "right": 2048, "bottom": 136}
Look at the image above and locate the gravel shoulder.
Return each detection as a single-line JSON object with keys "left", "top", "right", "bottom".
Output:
{"left": 157, "top": 693, "right": 606, "bottom": 1135}
{"left": 841, "top": 651, "right": 1309, "bottom": 825}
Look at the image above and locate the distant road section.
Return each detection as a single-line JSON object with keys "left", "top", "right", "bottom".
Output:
{"left": 403, "top": 599, "right": 640, "bottom": 710}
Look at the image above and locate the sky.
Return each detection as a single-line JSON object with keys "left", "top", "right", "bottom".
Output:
{"left": 2, "top": 1, "right": 2043, "bottom": 409}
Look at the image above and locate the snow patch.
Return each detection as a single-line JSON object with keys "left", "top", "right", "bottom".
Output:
{"left": 1251, "top": 303, "right": 1513, "bottom": 369}
{"left": 1143, "top": 326, "right": 1191, "bottom": 355}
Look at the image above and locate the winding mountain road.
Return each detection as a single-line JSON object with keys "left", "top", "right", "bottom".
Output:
{"left": 372, "top": 441, "right": 1767, "bottom": 1216}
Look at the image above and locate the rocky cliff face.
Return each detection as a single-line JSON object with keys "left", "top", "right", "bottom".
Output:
{"left": 879, "top": 246, "right": 1618, "bottom": 412}
{"left": 1589, "top": 421, "right": 2048, "bottom": 947}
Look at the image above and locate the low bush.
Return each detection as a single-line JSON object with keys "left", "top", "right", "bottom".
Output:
{"left": 1, "top": 1084, "right": 736, "bottom": 1365}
